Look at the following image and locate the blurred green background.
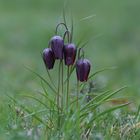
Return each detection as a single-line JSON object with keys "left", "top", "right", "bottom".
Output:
{"left": 0, "top": 0, "right": 140, "bottom": 138}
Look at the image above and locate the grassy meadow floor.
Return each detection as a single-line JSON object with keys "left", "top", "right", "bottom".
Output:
{"left": 0, "top": 0, "right": 140, "bottom": 139}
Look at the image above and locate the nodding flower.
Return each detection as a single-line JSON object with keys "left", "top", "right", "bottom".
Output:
{"left": 64, "top": 43, "right": 76, "bottom": 66}
{"left": 50, "top": 35, "right": 64, "bottom": 60}
{"left": 42, "top": 48, "right": 55, "bottom": 70}
{"left": 76, "top": 59, "right": 91, "bottom": 82}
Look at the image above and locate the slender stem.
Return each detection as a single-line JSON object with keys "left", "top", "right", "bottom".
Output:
{"left": 49, "top": 101, "right": 52, "bottom": 137}
{"left": 61, "top": 60, "right": 64, "bottom": 111}
{"left": 57, "top": 61, "right": 61, "bottom": 128}
{"left": 55, "top": 23, "right": 68, "bottom": 35}
{"left": 77, "top": 80, "right": 80, "bottom": 108}
{"left": 63, "top": 30, "right": 71, "bottom": 43}
{"left": 63, "top": 7, "right": 66, "bottom": 25}
{"left": 70, "top": 14, "right": 73, "bottom": 43}
{"left": 66, "top": 66, "right": 70, "bottom": 110}
{"left": 46, "top": 69, "right": 57, "bottom": 90}
{"left": 76, "top": 80, "right": 80, "bottom": 139}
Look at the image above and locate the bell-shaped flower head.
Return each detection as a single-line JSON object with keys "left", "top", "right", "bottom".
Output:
{"left": 76, "top": 59, "right": 91, "bottom": 82}
{"left": 50, "top": 35, "right": 64, "bottom": 60}
{"left": 42, "top": 48, "right": 55, "bottom": 70}
{"left": 64, "top": 43, "right": 76, "bottom": 66}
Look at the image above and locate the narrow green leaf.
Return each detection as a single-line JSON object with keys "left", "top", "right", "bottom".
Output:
{"left": 21, "top": 94, "right": 49, "bottom": 109}
{"left": 63, "top": 1, "right": 67, "bottom": 25}
{"left": 86, "top": 102, "right": 131, "bottom": 129}
{"left": 23, "top": 109, "right": 47, "bottom": 118}
{"left": 80, "top": 90, "right": 111, "bottom": 111}
{"left": 79, "top": 14, "right": 96, "bottom": 21}
{"left": 135, "top": 105, "right": 140, "bottom": 121}
{"left": 6, "top": 94, "right": 50, "bottom": 128}
{"left": 88, "top": 67, "right": 117, "bottom": 80}
{"left": 80, "top": 67, "right": 117, "bottom": 91}
{"left": 64, "top": 65, "right": 75, "bottom": 84}
{"left": 41, "top": 80, "right": 48, "bottom": 96}
{"left": 70, "top": 13, "right": 73, "bottom": 42}
{"left": 24, "top": 66, "right": 57, "bottom": 94}
{"left": 46, "top": 68, "right": 57, "bottom": 90}
{"left": 37, "top": 91, "right": 60, "bottom": 111}
{"left": 80, "top": 87, "right": 127, "bottom": 119}
{"left": 80, "top": 66, "right": 117, "bottom": 90}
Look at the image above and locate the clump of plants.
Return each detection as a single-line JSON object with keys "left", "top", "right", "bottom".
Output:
{"left": 8, "top": 19, "right": 130, "bottom": 140}
{"left": 42, "top": 22, "right": 91, "bottom": 137}
{"left": 41, "top": 21, "right": 129, "bottom": 139}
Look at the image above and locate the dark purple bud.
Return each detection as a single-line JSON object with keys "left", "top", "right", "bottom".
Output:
{"left": 42, "top": 48, "right": 55, "bottom": 70}
{"left": 50, "top": 35, "right": 64, "bottom": 60}
{"left": 76, "top": 59, "right": 91, "bottom": 82}
{"left": 64, "top": 43, "right": 76, "bottom": 66}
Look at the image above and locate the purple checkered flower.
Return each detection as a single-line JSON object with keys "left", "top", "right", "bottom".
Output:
{"left": 50, "top": 36, "right": 64, "bottom": 60}
{"left": 42, "top": 48, "right": 55, "bottom": 70}
{"left": 64, "top": 43, "right": 76, "bottom": 66}
{"left": 76, "top": 59, "right": 91, "bottom": 82}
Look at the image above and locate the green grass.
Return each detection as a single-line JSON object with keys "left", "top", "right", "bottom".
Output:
{"left": 0, "top": 0, "right": 140, "bottom": 139}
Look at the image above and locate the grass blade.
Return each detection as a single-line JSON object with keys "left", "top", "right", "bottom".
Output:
{"left": 24, "top": 66, "right": 57, "bottom": 94}
{"left": 80, "top": 67, "right": 117, "bottom": 90}
{"left": 23, "top": 109, "right": 47, "bottom": 118}
{"left": 80, "top": 90, "right": 111, "bottom": 111}
{"left": 88, "top": 66, "right": 117, "bottom": 80}
{"left": 86, "top": 102, "right": 131, "bottom": 129}
{"left": 6, "top": 94, "right": 49, "bottom": 128}
{"left": 80, "top": 87, "right": 127, "bottom": 119}
{"left": 79, "top": 14, "right": 96, "bottom": 21}
{"left": 64, "top": 65, "right": 76, "bottom": 84}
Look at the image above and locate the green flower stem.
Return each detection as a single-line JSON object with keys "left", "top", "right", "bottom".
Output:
{"left": 76, "top": 80, "right": 80, "bottom": 138}
{"left": 61, "top": 60, "right": 64, "bottom": 111}
{"left": 66, "top": 66, "right": 70, "bottom": 110}
{"left": 57, "top": 61, "right": 61, "bottom": 128}
{"left": 77, "top": 80, "right": 80, "bottom": 108}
